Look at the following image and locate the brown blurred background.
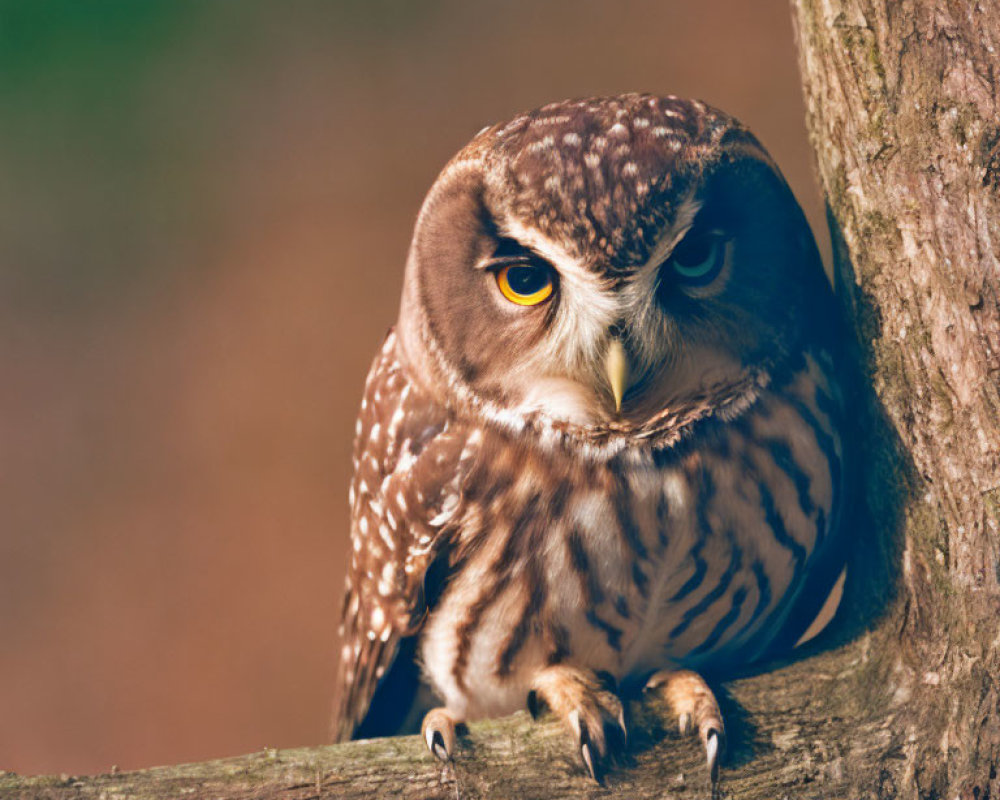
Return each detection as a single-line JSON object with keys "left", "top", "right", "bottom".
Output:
{"left": 0, "top": 0, "right": 827, "bottom": 776}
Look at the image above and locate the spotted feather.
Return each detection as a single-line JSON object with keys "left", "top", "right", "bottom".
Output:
{"left": 333, "top": 330, "right": 478, "bottom": 740}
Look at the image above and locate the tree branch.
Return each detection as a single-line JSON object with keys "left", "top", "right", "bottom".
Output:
{"left": 2, "top": 638, "right": 897, "bottom": 799}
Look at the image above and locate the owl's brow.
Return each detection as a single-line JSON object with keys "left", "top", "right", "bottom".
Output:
{"left": 642, "top": 195, "right": 703, "bottom": 273}
{"left": 496, "top": 215, "right": 611, "bottom": 291}
{"left": 475, "top": 237, "right": 550, "bottom": 271}
{"left": 478, "top": 255, "right": 526, "bottom": 269}
{"left": 618, "top": 194, "right": 703, "bottom": 309}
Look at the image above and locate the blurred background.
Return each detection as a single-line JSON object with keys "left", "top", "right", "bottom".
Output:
{"left": 0, "top": 0, "right": 827, "bottom": 776}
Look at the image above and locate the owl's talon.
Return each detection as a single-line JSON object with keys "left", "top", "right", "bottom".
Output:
{"left": 421, "top": 708, "right": 458, "bottom": 763}
{"left": 678, "top": 711, "right": 692, "bottom": 736}
{"left": 531, "top": 665, "right": 625, "bottom": 783}
{"left": 580, "top": 738, "right": 598, "bottom": 782}
{"left": 569, "top": 709, "right": 601, "bottom": 781}
{"left": 644, "top": 669, "right": 725, "bottom": 781}
{"left": 430, "top": 730, "right": 449, "bottom": 762}
{"left": 706, "top": 729, "right": 722, "bottom": 783}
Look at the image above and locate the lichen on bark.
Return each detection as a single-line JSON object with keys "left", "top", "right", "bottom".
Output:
{"left": 791, "top": 0, "right": 1000, "bottom": 796}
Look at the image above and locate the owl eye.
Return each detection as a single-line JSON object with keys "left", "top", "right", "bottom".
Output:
{"left": 668, "top": 231, "right": 727, "bottom": 286}
{"left": 496, "top": 263, "right": 554, "bottom": 306}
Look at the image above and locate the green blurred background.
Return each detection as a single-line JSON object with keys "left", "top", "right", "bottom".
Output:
{"left": 0, "top": 0, "right": 826, "bottom": 775}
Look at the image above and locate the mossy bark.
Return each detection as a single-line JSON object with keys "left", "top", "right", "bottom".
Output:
{"left": 790, "top": 0, "right": 1000, "bottom": 796}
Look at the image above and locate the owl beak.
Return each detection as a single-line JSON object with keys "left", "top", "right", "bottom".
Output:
{"left": 605, "top": 338, "right": 629, "bottom": 414}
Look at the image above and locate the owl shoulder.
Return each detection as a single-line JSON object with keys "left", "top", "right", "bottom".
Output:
{"left": 347, "top": 330, "right": 478, "bottom": 631}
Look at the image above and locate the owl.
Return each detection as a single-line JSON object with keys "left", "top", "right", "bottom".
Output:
{"left": 333, "top": 94, "right": 847, "bottom": 783}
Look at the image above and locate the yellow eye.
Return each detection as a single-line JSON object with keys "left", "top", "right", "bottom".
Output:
{"left": 496, "top": 263, "right": 554, "bottom": 306}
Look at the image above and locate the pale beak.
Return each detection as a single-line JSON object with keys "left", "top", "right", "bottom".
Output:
{"left": 605, "top": 338, "right": 629, "bottom": 414}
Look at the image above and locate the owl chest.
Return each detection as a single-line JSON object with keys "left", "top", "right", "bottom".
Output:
{"left": 419, "top": 396, "right": 838, "bottom": 720}
{"left": 420, "top": 460, "right": 712, "bottom": 718}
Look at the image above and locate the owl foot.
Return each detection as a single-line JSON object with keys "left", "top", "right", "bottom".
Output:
{"left": 421, "top": 707, "right": 460, "bottom": 762}
{"left": 644, "top": 669, "right": 725, "bottom": 782}
{"left": 528, "top": 665, "right": 627, "bottom": 783}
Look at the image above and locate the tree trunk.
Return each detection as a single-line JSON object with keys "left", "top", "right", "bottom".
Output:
{"left": 790, "top": 0, "right": 1000, "bottom": 796}
{"left": 3, "top": 3, "right": 999, "bottom": 798}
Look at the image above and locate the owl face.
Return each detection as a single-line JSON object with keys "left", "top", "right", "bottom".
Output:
{"left": 397, "top": 95, "right": 823, "bottom": 441}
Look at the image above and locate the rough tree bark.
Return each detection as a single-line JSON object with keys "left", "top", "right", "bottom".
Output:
{"left": 791, "top": 0, "right": 1000, "bottom": 795}
{"left": 3, "top": 2, "right": 999, "bottom": 798}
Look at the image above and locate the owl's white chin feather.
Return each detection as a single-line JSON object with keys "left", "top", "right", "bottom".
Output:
{"left": 516, "top": 376, "right": 607, "bottom": 426}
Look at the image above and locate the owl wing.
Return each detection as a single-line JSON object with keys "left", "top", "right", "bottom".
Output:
{"left": 332, "top": 330, "right": 475, "bottom": 741}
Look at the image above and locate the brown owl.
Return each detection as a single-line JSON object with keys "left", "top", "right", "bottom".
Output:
{"left": 333, "top": 94, "right": 847, "bottom": 783}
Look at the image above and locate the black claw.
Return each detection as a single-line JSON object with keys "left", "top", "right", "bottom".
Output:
{"left": 527, "top": 690, "right": 540, "bottom": 720}
{"left": 577, "top": 723, "right": 605, "bottom": 783}
{"left": 706, "top": 729, "right": 722, "bottom": 784}
{"left": 580, "top": 740, "right": 598, "bottom": 782}
{"left": 430, "top": 729, "right": 450, "bottom": 762}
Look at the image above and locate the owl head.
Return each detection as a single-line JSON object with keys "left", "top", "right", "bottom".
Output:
{"left": 396, "top": 94, "right": 831, "bottom": 453}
